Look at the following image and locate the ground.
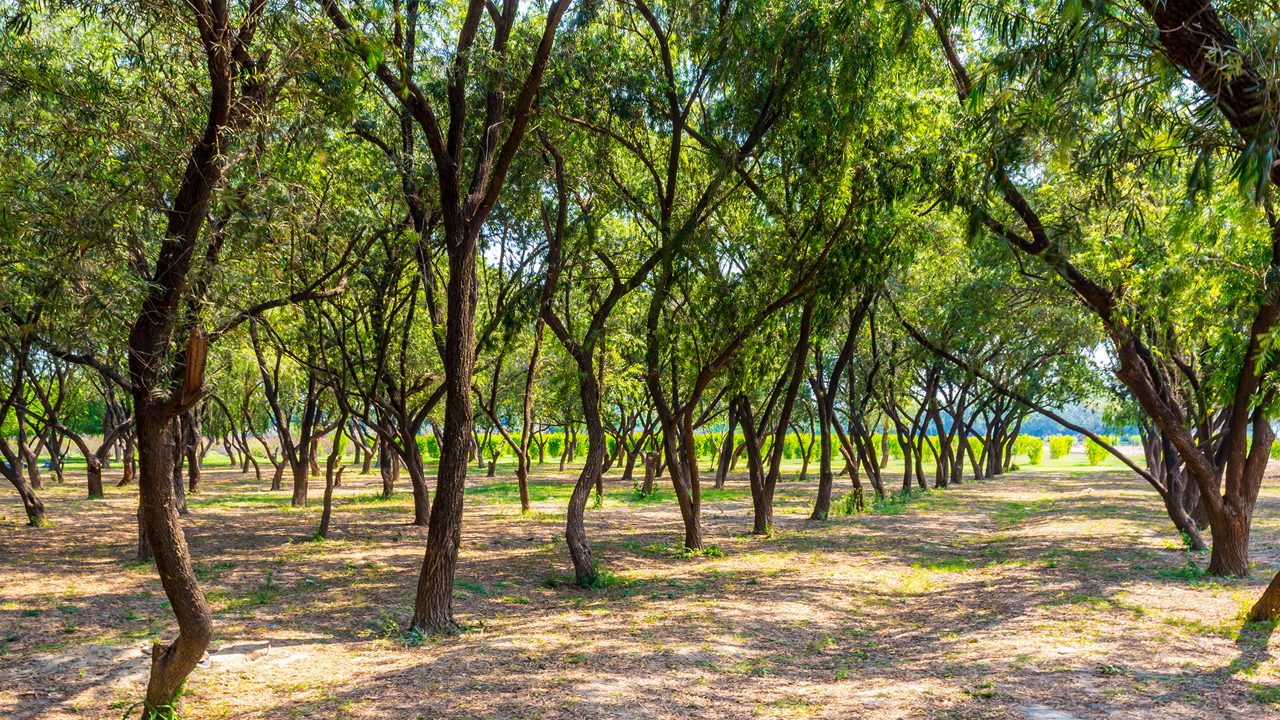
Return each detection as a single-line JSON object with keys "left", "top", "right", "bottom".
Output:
{"left": 4, "top": 453, "right": 1280, "bottom": 719}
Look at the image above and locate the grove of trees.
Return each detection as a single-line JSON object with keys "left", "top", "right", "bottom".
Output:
{"left": 4, "top": 0, "right": 1280, "bottom": 716}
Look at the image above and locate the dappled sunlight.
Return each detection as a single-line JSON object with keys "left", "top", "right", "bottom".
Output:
{"left": 4, "top": 465, "right": 1280, "bottom": 718}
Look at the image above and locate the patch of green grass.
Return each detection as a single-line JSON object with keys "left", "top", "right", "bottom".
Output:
{"left": 189, "top": 492, "right": 290, "bottom": 509}
{"left": 679, "top": 544, "right": 725, "bottom": 559}
{"left": 913, "top": 556, "right": 974, "bottom": 572}
{"left": 965, "top": 680, "right": 996, "bottom": 698}
{"left": 466, "top": 481, "right": 569, "bottom": 503}
{"left": 992, "top": 499, "right": 1055, "bottom": 527}
{"left": 620, "top": 484, "right": 668, "bottom": 503}
{"left": 454, "top": 579, "right": 492, "bottom": 597}
{"left": 1152, "top": 559, "right": 1224, "bottom": 586}
{"left": 1250, "top": 682, "right": 1280, "bottom": 704}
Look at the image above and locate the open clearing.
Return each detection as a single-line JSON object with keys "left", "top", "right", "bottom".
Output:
{"left": 4, "top": 463, "right": 1280, "bottom": 719}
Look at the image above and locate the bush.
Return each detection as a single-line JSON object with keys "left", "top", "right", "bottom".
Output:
{"left": 1085, "top": 438, "right": 1108, "bottom": 465}
{"left": 884, "top": 434, "right": 904, "bottom": 460}
{"left": 1271, "top": 440, "right": 1280, "bottom": 460}
{"left": 547, "top": 433, "right": 564, "bottom": 457}
{"left": 422, "top": 435, "right": 440, "bottom": 458}
{"left": 1013, "top": 435, "right": 1044, "bottom": 465}
{"left": 1049, "top": 435, "right": 1073, "bottom": 460}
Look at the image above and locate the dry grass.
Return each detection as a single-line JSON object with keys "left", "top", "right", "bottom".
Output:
{"left": 3, "top": 459, "right": 1280, "bottom": 719}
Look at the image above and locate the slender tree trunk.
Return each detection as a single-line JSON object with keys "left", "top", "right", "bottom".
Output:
{"left": 183, "top": 411, "right": 201, "bottom": 494}
{"left": 317, "top": 421, "right": 345, "bottom": 540}
{"left": 714, "top": 404, "right": 738, "bottom": 489}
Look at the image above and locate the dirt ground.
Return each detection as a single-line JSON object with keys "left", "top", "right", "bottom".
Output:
{"left": 4, "top": 459, "right": 1280, "bottom": 719}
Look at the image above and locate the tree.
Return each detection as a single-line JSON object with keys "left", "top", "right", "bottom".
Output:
{"left": 323, "top": 0, "right": 573, "bottom": 633}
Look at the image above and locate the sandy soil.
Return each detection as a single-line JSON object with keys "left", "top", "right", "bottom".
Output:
{"left": 3, "top": 461, "right": 1280, "bottom": 719}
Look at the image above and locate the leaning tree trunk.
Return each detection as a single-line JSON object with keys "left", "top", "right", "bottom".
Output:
{"left": 135, "top": 413, "right": 212, "bottom": 716}
{"left": 317, "top": 422, "right": 345, "bottom": 540}
{"left": 1, "top": 457, "right": 46, "bottom": 525}
{"left": 400, "top": 430, "right": 430, "bottom": 526}
{"left": 565, "top": 370, "right": 606, "bottom": 586}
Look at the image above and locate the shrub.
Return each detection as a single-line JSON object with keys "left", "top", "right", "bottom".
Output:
{"left": 1013, "top": 435, "right": 1044, "bottom": 465}
{"left": 1049, "top": 435, "right": 1073, "bottom": 460}
{"left": 415, "top": 436, "right": 429, "bottom": 459}
{"left": 884, "top": 434, "right": 904, "bottom": 460}
{"left": 1085, "top": 438, "right": 1108, "bottom": 465}
{"left": 1271, "top": 440, "right": 1280, "bottom": 460}
{"left": 424, "top": 435, "right": 440, "bottom": 458}
{"left": 547, "top": 434, "right": 564, "bottom": 457}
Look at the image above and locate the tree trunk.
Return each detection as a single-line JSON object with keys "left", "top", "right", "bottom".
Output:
{"left": 290, "top": 460, "right": 309, "bottom": 508}
{"left": 379, "top": 439, "right": 398, "bottom": 498}
{"left": 566, "top": 372, "right": 606, "bottom": 586}
{"left": 1248, "top": 570, "right": 1280, "bottom": 621}
{"left": 642, "top": 451, "right": 658, "bottom": 495}
{"left": 135, "top": 413, "right": 212, "bottom": 716}
{"left": 118, "top": 434, "right": 137, "bottom": 487}
{"left": 411, "top": 234, "right": 477, "bottom": 635}
{"left": 812, "top": 399, "right": 836, "bottom": 520}
{"left": 183, "top": 411, "right": 201, "bottom": 494}
{"left": 86, "top": 458, "right": 105, "bottom": 500}
{"left": 2, "top": 460, "right": 46, "bottom": 525}
{"left": 1207, "top": 504, "right": 1251, "bottom": 577}
{"left": 317, "top": 422, "right": 345, "bottom": 540}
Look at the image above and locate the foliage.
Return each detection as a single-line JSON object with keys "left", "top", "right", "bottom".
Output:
{"left": 1049, "top": 436, "right": 1074, "bottom": 460}
{"left": 1085, "top": 439, "right": 1109, "bottom": 466}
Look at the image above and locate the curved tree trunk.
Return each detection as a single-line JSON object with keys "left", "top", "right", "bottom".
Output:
{"left": 135, "top": 414, "right": 212, "bottom": 716}
{"left": 566, "top": 371, "right": 606, "bottom": 586}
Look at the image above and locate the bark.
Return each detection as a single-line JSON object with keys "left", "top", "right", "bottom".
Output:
{"left": 1, "top": 439, "right": 46, "bottom": 525}
{"left": 317, "top": 419, "right": 346, "bottom": 539}
{"left": 412, "top": 232, "right": 479, "bottom": 634}
{"left": 379, "top": 438, "right": 400, "bottom": 498}
{"left": 135, "top": 414, "right": 212, "bottom": 715}
{"left": 713, "top": 403, "right": 737, "bottom": 489}
{"left": 183, "top": 411, "right": 201, "bottom": 494}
